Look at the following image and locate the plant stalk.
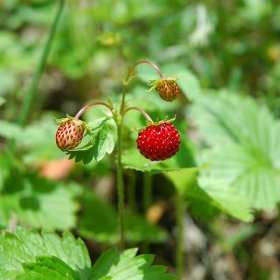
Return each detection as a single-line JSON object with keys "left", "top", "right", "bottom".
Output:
{"left": 117, "top": 60, "right": 163, "bottom": 251}
{"left": 142, "top": 172, "right": 152, "bottom": 253}
{"left": 127, "top": 170, "right": 136, "bottom": 212}
{"left": 116, "top": 120, "right": 125, "bottom": 251}
{"left": 18, "top": 0, "right": 65, "bottom": 127}
{"left": 122, "top": 106, "right": 153, "bottom": 122}
{"left": 176, "top": 190, "right": 185, "bottom": 279}
{"left": 74, "top": 101, "right": 113, "bottom": 119}
{"left": 143, "top": 172, "right": 152, "bottom": 214}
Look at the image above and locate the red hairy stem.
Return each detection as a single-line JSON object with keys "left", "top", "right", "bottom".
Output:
{"left": 75, "top": 102, "right": 113, "bottom": 120}
{"left": 124, "top": 60, "right": 164, "bottom": 84}
{"left": 120, "top": 60, "right": 164, "bottom": 114}
{"left": 122, "top": 106, "right": 153, "bottom": 122}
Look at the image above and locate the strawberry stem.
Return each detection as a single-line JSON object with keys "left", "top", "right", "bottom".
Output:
{"left": 74, "top": 102, "right": 113, "bottom": 120}
{"left": 122, "top": 106, "right": 153, "bottom": 122}
{"left": 125, "top": 60, "right": 165, "bottom": 83}
{"left": 120, "top": 60, "right": 164, "bottom": 114}
{"left": 116, "top": 121, "right": 125, "bottom": 251}
{"left": 116, "top": 60, "right": 163, "bottom": 252}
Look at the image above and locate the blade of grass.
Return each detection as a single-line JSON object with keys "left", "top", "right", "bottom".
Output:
{"left": 18, "top": 0, "right": 65, "bottom": 127}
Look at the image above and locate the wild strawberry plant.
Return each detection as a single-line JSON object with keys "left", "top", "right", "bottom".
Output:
{"left": 54, "top": 59, "right": 183, "bottom": 250}
{"left": 0, "top": 227, "right": 177, "bottom": 280}
{"left": 3, "top": 0, "right": 280, "bottom": 279}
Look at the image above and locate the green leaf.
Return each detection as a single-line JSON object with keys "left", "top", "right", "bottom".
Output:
{"left": 164, "top": 168, "right": 253, "bottom": 221}
{"left": 163, "top": 168, "right": 200, "bottom": 195}
{"left": 0, "top": 228, "right": 176, "bottom": 279}
{"left": 0, "top": 120, "right": 22, "bottom": 139}
{"left": 0, "top": 227, "right": 91, "bottom": 279}
{"left": 19, "top": 256, "right": 79, "bottom": 280}
{"left": 191, "top": 91, "right": 280, "bottom": 210}
{"left": 0, "top": 120, "right": 60, "bottom": 163}
{"left": 0, "top": 152, "right": 12, "bottom": 192}
{"left": 20, "top": 123, "right": 59, "bottom": 163}
{"left": 1, "top": 173, "right": 79, "bottom": 230}
{"left": 78, "top": 192, "right": 119, "bottom": 243}
{"left": 197, "top": 175, "right": 254, "bottom": 222}
{"left": 90, "top": 248, "right": 178, "bottom": 280}
{"left": 205, "top": 145, "right": 280, "bottom": 210}
{"left": 161, "top": 64, "right": 201, "bottom": 101}
{"left": 68, "top": 117, "right": 117, "bottom": 164}
{"left": 0, "top": 96, "right": 5, "bottom": 106}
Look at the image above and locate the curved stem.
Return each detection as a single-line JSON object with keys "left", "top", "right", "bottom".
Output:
{"left": 124, "top": 60, "right": 164, "bottom": 83}
{"left": 122, "top": 106, "right": 153, "bottom": 122}
{"left": 120, "top": 60, "right": 164, "bottom": 114}
{"left": 116, "top": 60, "right": 162, "bottom": 251}
{"left": 18, "top": 0, "right": 65, "bottom": 126}
{"left": 74, "top": 102, "right": 113, "bottom": 120}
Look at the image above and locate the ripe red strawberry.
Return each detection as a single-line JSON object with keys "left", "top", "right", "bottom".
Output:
{"left": 55, "top": 118, "right": 85, "bottom": 151}
{"left": 136, "top": 122, "right": 181, "bottom": 161}
{"left": 148, "top": 77, "right": 179, "bottom": 102}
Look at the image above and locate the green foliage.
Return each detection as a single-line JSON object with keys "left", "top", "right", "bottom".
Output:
{"left": 0, "top": 227, "right": 91, "bottom": 279}
{"left": 0, "top": 227, "right": 177, "bottom": 280}
{"left": 0, "top": 173, "right": 79, "bottom": 230}
{"left": 67, "top": 117, "right": 117, "bottom": 164}
{"left": 78, "top": 192, "right": 118, "bottom": 243}
{"left": 78, "top": 192, "right": 167, "bottom": 244}
{"left": 1, "top": 0, "right": 280, "bottom": 278}
{"left": 90, "top": 247, "right": 177, "bottom": 280}
{"left": 164, "top": 168, "right": 253, "bottom": 222}
{"left": 0, "top": 96, "right": 5, "bottom": 106}
{"left": 124, "top": 212, "right": 168, "bottom": 243}
{"left": 191, "top": 90, "right": 280, "bottom": 210}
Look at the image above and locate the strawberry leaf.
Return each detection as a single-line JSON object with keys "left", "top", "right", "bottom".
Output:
{"left": 191, "top": 91, "right": 280, "bottom": 210}
{"left": 0, "top": 173, "right": 79, "bottom": 230}
{"left": 0, "top": 120, "right": 22, "bottom": 139}
{"left": 0, "top": 227, "right": 177, "bottom": 280}
{"left": 90, "top": 247, "right": 177, "bottom": 280}
{"left": 18, "top": 256, "right": 79, "bottom": 280}
{"left": 0, "top": 227, "right": 91, "bottom": 279}
{"left": 164, "top": 168, "right": 253, "bottom": 222}
{"left": 67, "top": 117, "right": 117, "bottom": 164}
{"left": 0, "top": 96, "right": 5, "bottom": 106}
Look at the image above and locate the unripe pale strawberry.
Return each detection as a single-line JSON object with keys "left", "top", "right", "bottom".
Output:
{"left": 136, "top": 122, "right": 181, "bottom": 161}
{"left": 148, "top": 77, "right": 179, "bottom": 102}
{"left": 156, "top": 79, "right": 179, "bottom": 102}
{"left": 55, "top": 118, "right": 84, "bottom": 151}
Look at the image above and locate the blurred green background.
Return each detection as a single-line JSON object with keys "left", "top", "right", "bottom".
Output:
{"left": 1, "top": 0, "right": 280, "bottom": 279}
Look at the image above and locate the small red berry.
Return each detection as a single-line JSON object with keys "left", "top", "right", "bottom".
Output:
{"left": 136, "top": 122, "right": 181, "bottom": 161}
{"left": 55, "top": 119, "right": 84, "bottom": 151}
{"left": 156, "top": 80, "right": 179, "bottom": 102}
{"left": 148, "top": 77, "right": 179, "bottom": 102}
